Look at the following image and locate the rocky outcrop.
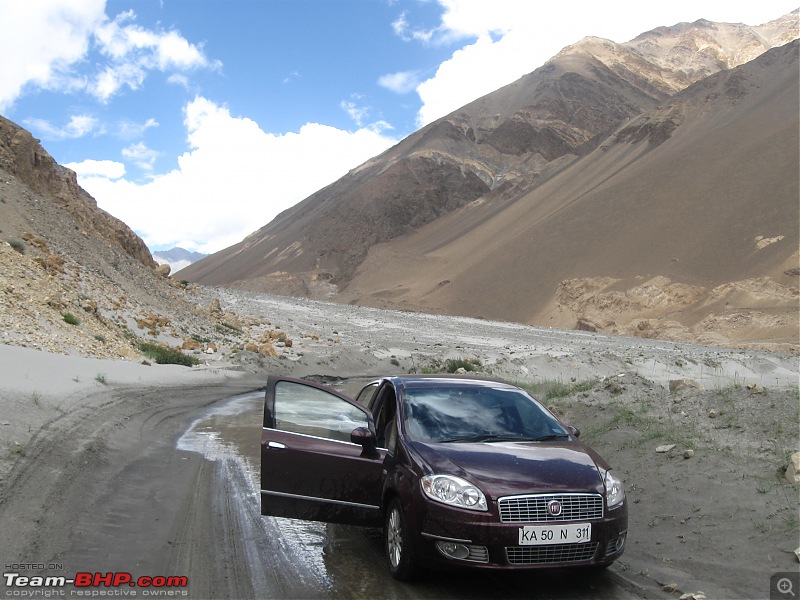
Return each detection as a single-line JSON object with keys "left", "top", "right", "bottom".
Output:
{"left": 0, "top": 115, "right": 156, "bottom": 269}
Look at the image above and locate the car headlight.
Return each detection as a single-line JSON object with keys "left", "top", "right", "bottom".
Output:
{"left": 604, "top": 469, "right": 625, "bottom": 508}
{"left": 421, "top": 475, "right": 487, "bottom": 511}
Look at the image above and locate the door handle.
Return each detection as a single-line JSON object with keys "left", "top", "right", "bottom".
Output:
{"left": 268, "top": 441, "right": 287, "bottom": 449}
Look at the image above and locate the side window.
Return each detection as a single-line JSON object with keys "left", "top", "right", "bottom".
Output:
{"left": 355, "top": 382, "right": 380, "bottom": 408}
{"left": 374, "top": 388, "right": 397, "bottom": 451}
{"left": 273, "top": 381, "right": 370, "bottom": 444}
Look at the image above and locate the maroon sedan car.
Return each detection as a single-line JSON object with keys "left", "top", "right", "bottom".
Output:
{"left": 260, "top": 375, "right": 627, "bottom": 580}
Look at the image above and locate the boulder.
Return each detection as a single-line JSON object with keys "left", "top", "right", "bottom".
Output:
{"left": 669, "top": 379, "right": 703, "bottom": 392}
{"left": 182, "top": 338, "right": 202, "bottom": 351}
{"left": 208, "top": 299, "right": 223, "bottom": 315}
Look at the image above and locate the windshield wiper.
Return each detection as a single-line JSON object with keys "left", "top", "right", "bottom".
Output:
{"left": 530, "top": 433, "right": 571, "bottom": 442}
{"left": 439, "top": 434, "right": 542, "bottom": 443}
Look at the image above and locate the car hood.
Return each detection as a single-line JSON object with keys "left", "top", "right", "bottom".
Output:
{"left": 409, "top": 440, "right": 605, "bottom": 498}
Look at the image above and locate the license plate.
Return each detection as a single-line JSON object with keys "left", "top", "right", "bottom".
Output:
{"left": 518, "top": 523, "right": 591, "bottom": 545}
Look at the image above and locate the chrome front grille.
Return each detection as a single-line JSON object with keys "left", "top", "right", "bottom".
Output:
{"left": 506, "top": 542, "right": 599, "bottom": 565}
{"left": 498, "top": 493, "right": 604, "bottom": 523}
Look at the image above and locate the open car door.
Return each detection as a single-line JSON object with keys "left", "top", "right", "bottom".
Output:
{"left": 260, "top": 375, "right": 386, "bottom": 526}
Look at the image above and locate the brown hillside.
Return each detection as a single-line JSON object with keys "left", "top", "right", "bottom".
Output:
{"left": 0, "top": 115, "right": 268, "bottom": 361}
{"left": 178, "top": 31, "right": 681, "bottom": 290}
{"left": 0, "top": 115, "right": 156, "bottom": 269}
{"left": 179, "top": 15, "right": 799, "bottom": 351}
{"left": 341, "top": 41, "right": 799, "bottom": 351}
{"left": 181, "top": 15, "right": 797, "bottom": 296}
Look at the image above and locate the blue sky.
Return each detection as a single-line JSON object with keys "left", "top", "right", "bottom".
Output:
{"left": 1, "top": 1, "right": 797, "bottom": 254}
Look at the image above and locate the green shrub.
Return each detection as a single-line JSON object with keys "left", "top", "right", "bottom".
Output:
{"left": 138, "top": 341, "right": 199, "bottom": 367}
{"left": 445, "top": 357, "right": 482, "bottom": 373}
{"left": 62, "top": 312, "right": 80, "bottom": 325}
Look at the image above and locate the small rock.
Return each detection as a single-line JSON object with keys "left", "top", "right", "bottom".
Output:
{"left": 669, "top": 379, "right": 702, "bottom": 392}
{"left": 661, "top": 583, "right": 678, "bottom": 592}
{"left": 794, "top": 547, "right": 800, "bottom": 562}
{"left": 208, "top": 299, "right": 223, "bottom": 315}
{"left": 679, "top": 594, "right": 706, "bottom": 600}
{"left": 656, "top": 444, "right": 677, "bottom": 453}
{"left": 684, "top": 449, "right": 694, "bottom": 459}
{"left": 708, "top": 409, "right": 718, "bottom": 418}
{"left": 786, "top": 452, "right": 800, "bottom": 484}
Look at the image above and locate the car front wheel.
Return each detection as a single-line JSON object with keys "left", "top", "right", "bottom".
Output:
{"left": 385, "top": 498, "right": 417, "bottom": 581}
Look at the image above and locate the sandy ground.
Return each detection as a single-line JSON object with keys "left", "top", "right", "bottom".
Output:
{"left": 0, "top": 290, "right": 798, "bottom": 599}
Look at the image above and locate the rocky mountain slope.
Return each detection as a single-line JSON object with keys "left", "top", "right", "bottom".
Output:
{"left": 342, "top": 40, "right": 799, "bottom": 351}
{"left": 179, "top": 14, "right": 799, "bottom": 352}
{"left": 0, "top": 117, "right": 299, "bottom": 362}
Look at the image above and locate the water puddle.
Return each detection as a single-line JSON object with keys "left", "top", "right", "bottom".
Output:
{"left": 175, "top": 381, "right": 387, "bottom": 597}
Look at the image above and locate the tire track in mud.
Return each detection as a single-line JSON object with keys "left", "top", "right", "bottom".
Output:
{"left": 0, "top": 379, "right": 263, "bottom": 597}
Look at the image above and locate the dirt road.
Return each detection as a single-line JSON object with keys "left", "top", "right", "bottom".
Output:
{"left": 1, "top": 290, "right": 797, "bottom": 599}
{"left": 0, "top": 381, "right": 647, "bottom": 599}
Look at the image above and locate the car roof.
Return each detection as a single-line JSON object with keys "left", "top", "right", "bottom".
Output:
{"left": 381, "top": 374, "right": 522, "bottom": 391}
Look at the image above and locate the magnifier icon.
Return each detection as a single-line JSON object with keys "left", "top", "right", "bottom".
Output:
{"left": 778, "top": 578, "right": 796, "bottom": 597}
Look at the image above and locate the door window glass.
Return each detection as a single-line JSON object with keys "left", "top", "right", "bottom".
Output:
{"left": 355, "top": 382, "right": 380, "bottom": 407}
{"left": 274, "top": 381, "right": 370, "bottom": 443}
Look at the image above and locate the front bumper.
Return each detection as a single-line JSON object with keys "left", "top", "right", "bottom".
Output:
{"left": 412, "top": 498, "right": 628, "bottom": 570}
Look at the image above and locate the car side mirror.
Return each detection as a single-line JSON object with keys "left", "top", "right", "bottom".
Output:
{"left": 351, "top": 426, "right": 380, "bottom": 459}
{"left": 567, "top": 425, "right": 580, "bottom": 438}
{"left": 351, "top": 426, "right": 377, "bottom": 448}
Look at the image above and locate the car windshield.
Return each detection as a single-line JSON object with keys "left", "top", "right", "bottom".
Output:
{"left": 401, "top": 385, "right": 568, "bottom": 443}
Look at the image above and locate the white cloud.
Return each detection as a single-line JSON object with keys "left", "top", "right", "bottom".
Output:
{"left": 76, "top": 97, "right": 398, "bottom": 253}
{"left": 340, "top": 100, "right": 370, "bottom": 126}
{"left": 0, "top": 1, "right": 220, "bottom": 108}
{"left": 23, "top": 114, "right": 102, "bottom": 140}
{"left": 66, "top": 158, "right": 125, "bottom": 179}
{"left": 122, "top": 142, "right": 160, "bottom": 171}
{"left": 0, "top": 0, "right": 106, "bottom": 111}
{"left": 411, "top": 0, "right": 800, "bottom": 126}
{"left": 88, "top": 10, "right": 219, "bottom": 102}
{"left": 93, "top": 10, "right": 209, "bottom": 69}
{"left": 378, "top": 70, "right": 421, "bottom": 94}
{"left": 117, "top": 117, "right": 159, "bottom": 141}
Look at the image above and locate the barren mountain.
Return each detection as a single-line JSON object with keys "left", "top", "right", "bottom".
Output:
{"left": 344, "top": 40, "right": 799, "bottom": 350}
{"left": 180, "top": 14, "right": 798, "bottom": 351}
{"left": 154, "top": 247, "right": 208, "bottom": 274}
{"left": 0, "top": 116, "right": 285, "bottom": 361}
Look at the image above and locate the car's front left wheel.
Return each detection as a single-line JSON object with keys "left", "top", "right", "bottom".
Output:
{"left": 385, "top": 498, "right": 418, "bottom": 581}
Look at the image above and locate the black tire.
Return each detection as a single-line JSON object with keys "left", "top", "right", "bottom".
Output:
{"left": 384, "top": 498, "right": 418, "bottom": 581}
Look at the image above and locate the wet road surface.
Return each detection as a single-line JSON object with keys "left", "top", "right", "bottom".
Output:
{"left": 178, "top": 386, "right": 650, "bottom": 599}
